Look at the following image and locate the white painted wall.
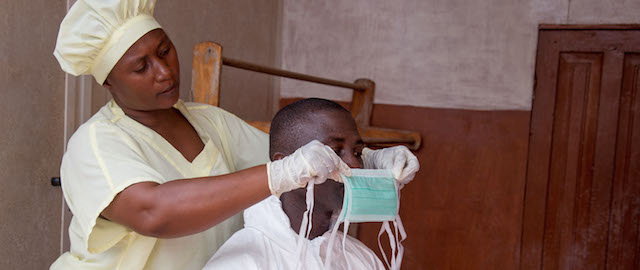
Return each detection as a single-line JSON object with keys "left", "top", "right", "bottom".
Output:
{"left": 279, "top": 0, "right": 640, "bottom": 110}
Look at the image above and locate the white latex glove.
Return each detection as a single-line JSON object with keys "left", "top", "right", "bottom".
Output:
{"left": 267, "top": 140, "right": 352, "bottom": 196}
{"left": 362, "top": 145, "right": 420, "bottom": 186}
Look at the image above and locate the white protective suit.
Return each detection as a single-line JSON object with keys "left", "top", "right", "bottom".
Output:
{"left": 203, "top": 196, "right": 385, "bottom": 269}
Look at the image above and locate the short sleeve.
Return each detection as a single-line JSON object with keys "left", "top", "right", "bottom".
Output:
{"left": 61, "top": 121, "right": 164, "bottom": 254}
{"left": 218, "top": 111, "right": 269, "bottom": 170}
{"left": 197, "top": 106, "right": 269, "bottom": 171}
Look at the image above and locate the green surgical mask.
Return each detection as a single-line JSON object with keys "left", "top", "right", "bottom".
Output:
{"left": 339, "top": 169, "right": 399, "bottom": 222}
{"left": 324, "top": 169, "right": 407, "bottom": 270}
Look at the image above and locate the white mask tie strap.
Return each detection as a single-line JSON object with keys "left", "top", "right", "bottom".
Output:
{"left": 294, "top": 183, "right": 315, "bottom": 270}
{"left": 342, "top": 220, "right": 353, "bottom": 270}
{"left": 392, "top": 216, "right": 407, "bottom": 270}
{"left": 323, "top": 219, "right": 341, "bottom": 269}
{"left": 377, "top": 221, "right": 395, "bottom": 269}
{"left": 323, "top": 179, "right": 348, "bottom": 270}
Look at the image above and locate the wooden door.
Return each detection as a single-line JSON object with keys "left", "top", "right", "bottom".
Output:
{"left": 521, "top": 26, "right": 640, "bottom": 269}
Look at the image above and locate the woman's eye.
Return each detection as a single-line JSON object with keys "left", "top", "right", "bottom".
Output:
{"left": 159, "top": 47, "right": 170, "bottom": 56}
{"left": 135, "top": 64, "right": 146, "bottom": 73}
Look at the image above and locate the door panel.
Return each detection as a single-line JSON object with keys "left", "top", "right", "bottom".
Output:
{"left": 542, "top": 53, "right": 604, "bottom": 269}
{"left": 522, "top": 29, "right": 640, "bottom": 270}
{"left": 607, "top": 53, "right": 640, "bottom": 269}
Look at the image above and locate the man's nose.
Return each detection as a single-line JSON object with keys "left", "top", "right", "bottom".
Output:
{"left": 342, "top": 154, "right": 362, "bottom": 169}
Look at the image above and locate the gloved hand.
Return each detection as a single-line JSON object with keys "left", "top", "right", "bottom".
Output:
{"left": 362, "top": 145, "right": 420, "bottom": 187}
{"left": 267, "top": 140, "right": 352, "bottom": 196}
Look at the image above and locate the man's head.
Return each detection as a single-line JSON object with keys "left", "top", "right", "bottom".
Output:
{"left": 270, "top": 98, "right": 364, "bottom": 238}
{"left": 270, "top": 98, "right": 364, "bottom": 167}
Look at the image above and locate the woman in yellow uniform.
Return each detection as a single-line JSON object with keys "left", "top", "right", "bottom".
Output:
{"left": 50, "top": 0, "right": 419, "bottom": 269}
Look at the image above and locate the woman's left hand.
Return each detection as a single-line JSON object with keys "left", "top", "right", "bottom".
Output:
{"left": 362, "top": 145, "right": 420, "bottom": 187}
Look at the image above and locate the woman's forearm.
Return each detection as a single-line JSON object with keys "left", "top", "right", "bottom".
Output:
{"left": 101, "top": 165, "right": 271, "bottom": 238}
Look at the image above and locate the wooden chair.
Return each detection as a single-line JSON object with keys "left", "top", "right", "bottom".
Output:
{"left": 191, "top": 41, "right": 421, "bottom": 150}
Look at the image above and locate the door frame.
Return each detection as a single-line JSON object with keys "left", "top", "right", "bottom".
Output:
{"left": 60, "top": 0, "right": 94, "bottom": 256}
{"left": 61, "top": 73, "right": 93, "bottom": 254}
{"left": 519, "top": 24, "right": 640, "bottom": 269}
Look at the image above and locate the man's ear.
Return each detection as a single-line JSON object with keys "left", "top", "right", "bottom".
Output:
{"left": 272, "top": 152, "right": 287, "bottom": 161}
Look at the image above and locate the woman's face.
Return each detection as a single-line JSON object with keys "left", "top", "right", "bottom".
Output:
{"left": 104, "top": 29, "right": 180, "bottom": 112}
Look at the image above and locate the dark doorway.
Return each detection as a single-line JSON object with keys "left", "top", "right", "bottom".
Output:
{"left": 521, "top": 26, "right": 640, "bottom": 269}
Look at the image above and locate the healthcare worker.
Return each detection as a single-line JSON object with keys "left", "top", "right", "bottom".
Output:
{"left": 51, "top": 0, "right": 419, "bottom": 269}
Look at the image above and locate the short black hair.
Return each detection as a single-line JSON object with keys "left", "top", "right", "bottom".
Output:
{"left": 269, "top": 98, "right": 351, "bottom": 160}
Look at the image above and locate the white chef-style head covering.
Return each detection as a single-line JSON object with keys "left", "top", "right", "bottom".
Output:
{"left": 54, "top": 0, "right": 162, "bottom": 84}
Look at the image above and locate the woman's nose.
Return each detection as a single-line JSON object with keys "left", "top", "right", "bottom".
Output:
{"left": 154, "top": 59, "right": 172, "bottom": 82}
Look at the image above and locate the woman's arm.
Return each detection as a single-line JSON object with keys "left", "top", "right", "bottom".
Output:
{"left": 101, "top": 140, "right": 351, "bottom": 239}
{"left": 101, "top": 165, "right": 270, "bottom": 238}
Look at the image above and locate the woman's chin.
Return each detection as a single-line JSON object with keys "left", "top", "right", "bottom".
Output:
{"left": 157, "top": 91, "right": 180, "bottom": 108}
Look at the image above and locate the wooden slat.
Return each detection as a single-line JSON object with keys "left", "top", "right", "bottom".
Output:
{"left": 222, "top": 57, "right": 366, "bottom": 91}
{"left": 192, "top": 42, "right": 222, "bottom": 106}
{"left": 350, "top": 79, "right": 375, "bottom": 127}
{"left": 359, "top": 126, "right": 421, "bottom": 150}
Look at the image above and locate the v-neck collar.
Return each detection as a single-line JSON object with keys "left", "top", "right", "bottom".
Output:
{"left": 106, "top": 100, "right": 219, "bottom": 178}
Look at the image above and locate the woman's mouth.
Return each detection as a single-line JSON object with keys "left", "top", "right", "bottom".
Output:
{"left": 159, "top": 83, "right": 177, "bottom": 96}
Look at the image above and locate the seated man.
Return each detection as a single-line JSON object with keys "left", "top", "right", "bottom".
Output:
{"left": 203, "top": 98, "right": 385, "bottom": 269}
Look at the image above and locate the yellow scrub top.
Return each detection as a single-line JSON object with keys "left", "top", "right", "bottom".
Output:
{"left": 50, "top": 100, "right": 269, "bottom": 270}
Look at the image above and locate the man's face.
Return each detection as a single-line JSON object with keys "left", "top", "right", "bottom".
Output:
{"left": 308, "top": 110, "right": 364, "bottom": 212}
{"left": 277, "top": 108, "right": 364, "bottom": 238}
{"left": 104, "top": 29, "right": 180, "bottom": 112}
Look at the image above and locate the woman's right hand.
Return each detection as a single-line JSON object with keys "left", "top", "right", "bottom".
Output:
{"left": 267, "top": 140, "right": 352, "bottom": 196}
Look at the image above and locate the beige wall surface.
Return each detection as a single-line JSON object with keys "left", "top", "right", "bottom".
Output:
{"left": 158, "top": 0, "right": 282, "bottom": 121}
{"left": 279, "top": 0, "right": 640, "bottom": 110}
{"left": 0, "top": 0, "right": 66, "bottom": 269}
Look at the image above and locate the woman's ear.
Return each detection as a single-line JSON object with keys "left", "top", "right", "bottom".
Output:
{"left": 102, "top": 78, "right": 112, "bottom": 90}
{"left": 272, "top": 152, "right": 287, "bottom": 161}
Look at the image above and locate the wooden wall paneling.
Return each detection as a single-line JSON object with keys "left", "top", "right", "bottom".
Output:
{"left": 607, "top": 53, "right": 640, "bottom": 269}
{"left": 359, "top": 105, "right": 530, "bottom": 269}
